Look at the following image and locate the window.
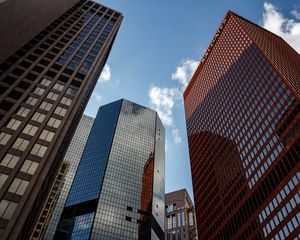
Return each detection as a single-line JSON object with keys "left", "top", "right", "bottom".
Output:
{"left": 30, "top": 144, "right": 47, "bottom": 157}
{"left": 39, "top": 101, "right": 53, "bottom": 111}
{"left": 178, "top": 212, "right": 181, "bottom": 227}
{"left": 166, "top": 204, "right": 174, "bottom": 213}
{"left": 20, "top": 160, "right": 39, "bottom": 175}
{"left": 16, "top": 107, "right": 30, "bottom": 117}
{"left": 34, "top": 87, "right": 45, "bottom": 95}
{"left": 22, "top": 124, "right": 38, "bottom": 136}
{"left": 39, "top": 129, "right": 55, "bottom": 142}
{"left": 47, "top": 117, "right": 61, "bottom": 128}
{"left": 12, "top": 138, "right": 30, "bottom": 151}
{"left": 8, "top": 178, "right": 29, "bottom": 195}
{"left": 40, "top": 78, "right": 51, "bottom": 87}
{"left": 26, "top": 96, "right": 38, "bottom": 106}
{"left": 66, "top": 86, "right": 78, "bottom": 96}
{"left": 188, "top": 212, "right": 194, "bottom": 226}
{"left": 6, "top": 119, "right": 21, "bottom": 130}
{"left": 46, "top": 92, "right": 59, "bottom": 101}
{"left": 53, "top": 83, "right": 64, "bottom": 91}
{"left": 60, "top": 97, "right": 72, "bottom": 106}
{"left": 31, "top": 112, "right": 46, "bottom": 123}
{"left": 0, "top": 132, "right": 11, "bottom": 145}
{"left": 172, "top": 215, "right": 176, "bottom": 228}
{"left": 54, "top": 106, "right": 67, "bottom": 116}
{"left": 0, "top": 200, "right": 18, "bottom": 220}
{"left": 167, "top": 216, "right": 172, "bottom": 229}
{"left": 0, "top": 154, "right": 19, "bottom": 168}
{"left": 181, "top": 212, "right": 185, "bottom": 225}
{"left": 0, "top": 174, "right": 8, "bottom": 188}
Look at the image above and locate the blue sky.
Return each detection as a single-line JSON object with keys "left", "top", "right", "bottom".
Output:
{"left": 85, "top": 0, "right": 300, "bottom": 201}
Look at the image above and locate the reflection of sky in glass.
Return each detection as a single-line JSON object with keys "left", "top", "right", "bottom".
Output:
{"left": 66, "top": 100, "right": 121, "bottom": 206}
{"left": 71, "top": 212, "right": 95, "bottom": 239}
{"left": 44, "top": 115, "right": 94, "bottom": 239}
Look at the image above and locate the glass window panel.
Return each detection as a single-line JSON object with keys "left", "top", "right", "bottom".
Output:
{"left": 30, "top": 144, "right": 47, "bottom": 157}
{"left": 0, "top": 201, "right": 17, "bottom": 220}
{"left": 0, "top": 132, "right": 11, "bottom": 145}
{"left": 53, "top": 83, "right": 64, "bottom": 91}
{"left": 26, "top": 96, "right": 38, "bottom": 106}
{"left": 8, "top": 178, "right": 21, "bottom": 193}
{"left": 0, "top": 154, "right": 19, "bottom": 168}
{"left": 16, "top": 107, "right": 30, "bottom": 117}
{"left": 8, "top": 178, "right": 29, "bottom": 196}
{"left": 12, "top": 138, "right": 29, "bottom": 151}
{"left": 6, "top": 119, "right": 21, "bottom": 130}
{"left": 0, "top": 174, "right": 8, "bottom": 188}
{"left": 34, "top": 87, "right": 45, "bottom": 95}
{"left": 16, "top": 180, "right": 29, "bottom": 195}
{"left": 20, "top": 159, "right": 39, "bottom": 174}
{"left": 22, "top": 124, "right": 38, "bottom": 136}
{"left": 31, "top": 112, "right": 46, "bottom": 123}
{"left": 47, "top": 117, "right": 61, "bottom": 128}
{"left": 39, "top": 101, "right": 53, "bottom": 111}
{"left": 41, "top": 78, "right": 51, "bottom": 86}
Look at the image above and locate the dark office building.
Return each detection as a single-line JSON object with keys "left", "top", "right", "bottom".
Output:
{"left": 184, "top": 11, "right": 300, "bottom": 240}
{"left": 165, "top": 189, "right": 197, "bottom": 240}
{"left": 54, "top": 99, "right": 165, "bottom": 240}
{"left": 0, "top": 1, "right": 122, "bottom": 239}
{"left": 0, "top": 0, "right": 78, "bottom": 64}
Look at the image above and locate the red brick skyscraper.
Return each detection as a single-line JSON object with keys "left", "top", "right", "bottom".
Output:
{"left": 184, "top": 11, "right": 300, "bottom": 239}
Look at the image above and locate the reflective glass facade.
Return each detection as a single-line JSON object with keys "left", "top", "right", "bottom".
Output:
{"left": 184, "top": 11, "right": 300, "bottom": 240}
{"left": 0, "top": 0, "right": 122, "bottom": 238}
{"left": 44, "top": 115, "right": 94, "bottom": 239}
{"left": 55, "top": 99, "right": 165, "bottom": 239}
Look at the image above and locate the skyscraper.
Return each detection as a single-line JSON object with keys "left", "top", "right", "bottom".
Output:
{"left": 184, "top": 11, "right": 300, "bottom": 239}
{"left": 0, "top": 1, "right": 122, "bottom": 238}
{"left": 165, "top": 189, "right": 197, "bottom": 240}
{"left": 34, "top": 114, "right": 94, "bottom": 239}
{"left": 54, "top": 99, "right": 165, "bottom": 240}
{"left": 0, "top": 0, "right": 78, "bottom": 64}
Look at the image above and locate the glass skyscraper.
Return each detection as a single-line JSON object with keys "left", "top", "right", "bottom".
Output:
{"left": 42, "top": 115, "right": 94, "bottom": 239}
{"left": 184, "top": 11, "right": 300, "bottom": 239}
{"left": 54, "top": 99, "right": 165, "bottom": 240}
{"left": 0, "top": 1, "right": 122, "bottom": 238}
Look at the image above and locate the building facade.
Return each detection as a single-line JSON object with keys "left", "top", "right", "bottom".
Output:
{"left": 0, "top": 0, "right": 79, "bottom": 63}
{"left": 165, "top": 189, "right": 197, "bottom": 240}
{"left": 184, "top": 11, "right": 300, "bottom": 240}
{"left": 0, "top": 1, "right": 122, "bottom": 238}
{"left": 54, "top": 99, "right": 165, "bottom": 240}
{"left": 32, "top": 114, "right": 94, "bottom": 240}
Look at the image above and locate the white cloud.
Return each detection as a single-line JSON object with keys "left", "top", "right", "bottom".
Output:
{"left": 171, "top": 59, "right": 198, "bottom": 89}
{"left": 291, "top": 10, "right": 300, "bottom": 20}
{"left": 98, "top": 64, "right": 111, "bottom": 83}
{"left": 172, "top": 128, "right": 182, "bottom": 144}
{"left": 149, "top": 86, "right": 181, "bottom": 126}
{"left": 92, "top": 92, "right": 102, "bottom": 101}
{"left": 263, "top": 2, "right": 300, "bottom": 53}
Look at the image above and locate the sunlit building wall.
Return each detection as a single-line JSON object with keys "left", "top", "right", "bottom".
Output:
{"left": 184, "top": 11, "right": 300, "bottom": 240}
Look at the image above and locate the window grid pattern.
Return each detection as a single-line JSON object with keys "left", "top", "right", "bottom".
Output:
{"left": 0, "top": 0, "right": 122, "bottom": 237}
{"left": 44, "top": 115, "right": 94, "bottom": 239}
{"left": 55, "top": 100, "right": 165, "bottom": 240}
{"left": 184, "top": 12, "right": 300, "bottom": 240}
